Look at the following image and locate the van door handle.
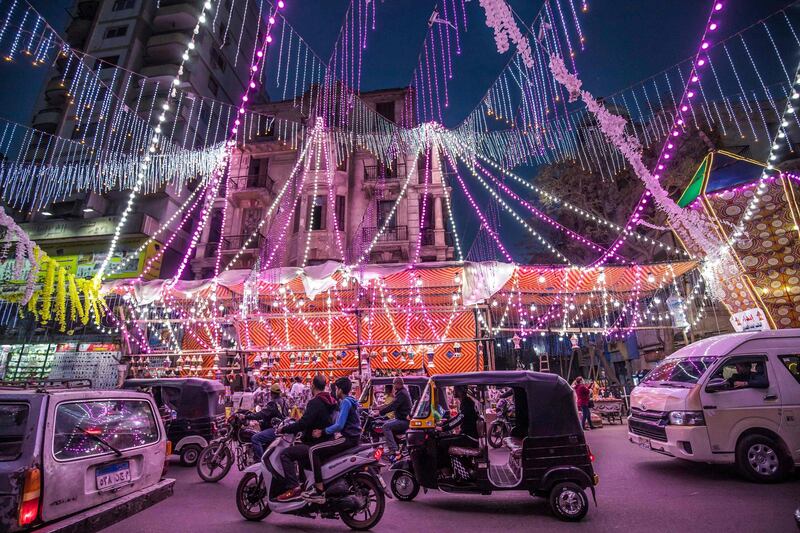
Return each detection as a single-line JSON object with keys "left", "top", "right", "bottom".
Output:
{"left": 703, "top": 405, "right": 716, "bottom": 410}
{"left": 764, "top": 395, "right": 778, "bottom": 401}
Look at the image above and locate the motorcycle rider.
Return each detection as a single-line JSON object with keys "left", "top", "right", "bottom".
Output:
{"left": 303, "top": 377, "right": 363, "bottom": 504}
{"left": 375, "top": 377, "right": 412, "bottom": 462}
{"left": 275, "top": 374, "right": 337, "bottom": 502}
{"left": 245, "top": 383, "right": 289, "bottom": 460}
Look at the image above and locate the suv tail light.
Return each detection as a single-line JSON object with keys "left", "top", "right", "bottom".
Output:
{"left": 18, "top": 467, "right": 40, "bottom": 527}
{"left": 162, "top": 441, "right": 172, "bottom": 478}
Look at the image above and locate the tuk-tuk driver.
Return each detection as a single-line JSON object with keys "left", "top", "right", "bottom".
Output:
{"left": 440, "top": 385, "right": 479, "bottom": 440}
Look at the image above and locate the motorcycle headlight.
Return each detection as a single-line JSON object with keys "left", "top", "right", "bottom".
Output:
{"left": 668, "top": 411, "right": 705, "bottom": 426}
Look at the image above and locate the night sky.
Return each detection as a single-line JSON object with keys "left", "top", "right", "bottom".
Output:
{"left": 3, "top": 0, "right": 795, "bottom": 127}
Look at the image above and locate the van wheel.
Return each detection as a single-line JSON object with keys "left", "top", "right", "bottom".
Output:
{"left": 549, "top": 482, "right": 588, "bottom": 522}
{"left": 736, "top": 434, "right": 790, "bottom": 483}
{"left": 179, "top": 445, "right": 201, "bottom": 467}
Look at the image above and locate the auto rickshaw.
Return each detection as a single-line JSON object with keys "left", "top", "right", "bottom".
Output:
{"left": 123, "top": 377, "right": 225, "bottom": 466}
{"left": 390, "top": 371, "right": 598, "bottom": 521}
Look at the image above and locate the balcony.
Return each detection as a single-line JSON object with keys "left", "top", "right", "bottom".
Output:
{"left": 225, "top": 174, "right": 273, "bottom": 205}
{"left": 32, "top": 108, "right": 62, "bottom": 134}
{"left": 44, "top": 78, "right": 69, "bottom": 105}
{"left": 362, "top": 225, "right": 408, "bottom": 243}
{"left": 153, "top": 1, "right": 200, "bottom": 31}
{"left": 364, "top": 160, "right": 407, "bottom": 182}
{"left": 139, "top": 63, "right": 180, "bottom": 83}
{"left": 222, "top": 233, "right": 265, "bottom": 252}
{"left": 146, "top": 31, "right": 190, "bottom": 63}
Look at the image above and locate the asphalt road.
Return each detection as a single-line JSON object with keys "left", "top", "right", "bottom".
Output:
{"left": 105, "top": 424, "right": 799, "bottom": 533}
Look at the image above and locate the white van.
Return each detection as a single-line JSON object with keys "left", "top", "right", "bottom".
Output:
{"left": 628, "top": 329, "right": 800, "bottom": 482}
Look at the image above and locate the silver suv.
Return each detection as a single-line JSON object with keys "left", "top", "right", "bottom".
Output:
{"left": 0, "top": 381, "right": 174, "bottom": 531}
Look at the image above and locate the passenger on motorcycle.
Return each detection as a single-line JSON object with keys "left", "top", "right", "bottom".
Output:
{"left": 245, "top": 384, "right": 289, "bottom": 460}
{"left": 275, "top": 375, "right": 337, "bottom": 502}
{"left": 303, "top": 377, "right": 363, "bottom": 504}
{"left": 375, "top": 377, "right": 412, "bottom": 462}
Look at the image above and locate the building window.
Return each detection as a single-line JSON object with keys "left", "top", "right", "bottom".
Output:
{"left": 96, "top": 85, "right": 108, "bottom": 102}
{"left": 376, "top": 101, "right": 395, "bottom": 122}
{"left": 419, "top": 194, "right": 435, "bottom": 229}
{"left": 307, "top": 195, "right": 327, "bottom": 231}
{"left": 218, "top": 22, "right": 227, "bottom": 41}
{"left": 104, "top": 25, "right": 128, "bottom": 39}
{"left": 336, "top": 195, "right": 346, "bottom": 231}
{"left": 377, "top": 200, "right": 396, "bottom": 228}
{"left": 210, "top": 48, "right": 226, "bottom": 72}
{"left": 293, "top": 204, "right": 301, "bottom": 234}
{"left": 94, "top": 55, "right": 119, "bottom": 69}
{"left": 224, "top": 0, "right": 232, "bottom": 10}
{"left": 207, "top": 77, "right": 219, "bottom": 97}
{"left": 112, "top": 0, "right": 136, "bottom": 10}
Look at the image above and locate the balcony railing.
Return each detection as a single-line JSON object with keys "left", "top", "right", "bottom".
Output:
{"left": 222, "top": 233, "right": 265, "bottom": 251}
{"left": 229, "top": 173, "right": 273, "bottom": 191}
{"left": 364, "top": 161, "right": 407, "bottom": 181}
{"left": 362, "top": 225, "right": 408, "bottom": 242}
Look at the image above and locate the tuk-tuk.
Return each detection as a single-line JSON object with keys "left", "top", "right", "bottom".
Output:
{"left": 123, "top": 378, "right": 225, "bottom": 466}
{"left": 390, "top": 371, "right": 598, "bottom": 522}
{"left": 358, "top": 376, "right": 429, "bottom": 409}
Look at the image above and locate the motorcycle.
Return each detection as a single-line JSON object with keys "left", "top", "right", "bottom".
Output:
{"left": 361, "top": 411, "right": 408, "bottom": 460}
{"left": 488, "top": 398, "right": 514, "bottom": 449}
{"left": 235, "top": 421, "right": 389, "bottom": 530}
{"left": 197, "top": 410, "right": 258, "bottom": 482}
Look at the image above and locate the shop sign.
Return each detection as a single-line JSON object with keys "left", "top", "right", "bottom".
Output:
{"left": 19, "top": 217, "right": 121, "bottom": 241}
{"left": 730, "top": 308, "right": 771, "bottom": 332}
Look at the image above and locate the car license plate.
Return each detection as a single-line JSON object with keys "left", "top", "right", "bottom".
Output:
{"left": 633, "top": 435, "right": 651, "bottom": 449}
{"left": 96, "top": 461, "right": 131, "bottom": 490}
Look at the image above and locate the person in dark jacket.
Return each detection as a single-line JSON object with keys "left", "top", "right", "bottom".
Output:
{"left": 303, "top": 377, "right": 363, "bottom": 504}
{"left": 245, "top": 384, "right": 289, "bottom": 459}
{"left": 275, "top": 375, "right": 337, "bottom": 502}
{"left": 573, "top": 376, "right": 594, "bottom": 430}
{"left": 376, "top": 377, "right": 412, "bottom": 459}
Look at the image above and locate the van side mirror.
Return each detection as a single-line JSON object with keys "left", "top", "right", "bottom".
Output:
{"left": 705, "top": 378, "right": 730, "bottom": 393}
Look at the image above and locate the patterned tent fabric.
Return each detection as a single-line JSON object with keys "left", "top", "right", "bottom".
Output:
{"left": 677, "top": 151, "right": 800, "bottom": 329}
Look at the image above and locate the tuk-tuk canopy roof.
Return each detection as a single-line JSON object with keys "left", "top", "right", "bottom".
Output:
{"left": 430, "top": 371, "right": 581, "bottom": 438}
{"left": 430, "top": 371, "right": 564, "bottom": 390}
{"left": 368, "top": 376, "right": 431, "bottom": 387}
{"left": 123, "top": 378, "right": 225, "bottom": 393}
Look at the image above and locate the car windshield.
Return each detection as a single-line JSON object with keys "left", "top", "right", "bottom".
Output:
{"left": 0, "top": 403, "right": 29, "bottom": 461}
{"left": 642, "top": 357, "right": 718, "bottom": 386}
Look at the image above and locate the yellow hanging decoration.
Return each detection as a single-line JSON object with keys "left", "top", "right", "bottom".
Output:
{"left": 40, "top": 259, "right": 56, "bottom": 323}
{"left": 55, "top": 267, "right": 67, "bottom": 332}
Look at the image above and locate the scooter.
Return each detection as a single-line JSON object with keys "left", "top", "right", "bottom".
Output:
{"left": 235, "top": 422, "right": 390, "bottom": 530}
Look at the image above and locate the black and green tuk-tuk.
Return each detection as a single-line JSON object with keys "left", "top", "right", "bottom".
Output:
{"left": 390, "top": 371, "right": 598, "bottom": 521}
{"left": 123, "top": 378, "right": 225, "bottom": 466}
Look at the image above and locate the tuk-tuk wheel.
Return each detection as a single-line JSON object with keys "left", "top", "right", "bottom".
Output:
{"left": 548, "top": 482, "right": 588, "bottom": 522}
{"left": 179, "top": 444, "right": 202, "bottom": 466}
{"left": 390, "top": 470, "right": 419, "bottom": 501}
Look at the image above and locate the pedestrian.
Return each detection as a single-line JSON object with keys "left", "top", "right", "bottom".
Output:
{"left": 573, "top": 376, "right": 595, "bottom": 430}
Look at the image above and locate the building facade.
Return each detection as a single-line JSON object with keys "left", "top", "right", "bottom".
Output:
{"left": 24, "top": 0, "right": 259, "bottom": 279}
{"left": 192, "top": 88, "right": 456, "bottom": 277}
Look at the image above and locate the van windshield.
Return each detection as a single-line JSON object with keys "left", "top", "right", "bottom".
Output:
{"left": 0, "top": 403, "right": 29, "bottom": 461}
{"left": 642, "top": 357, "right": 717, "bottom": 386}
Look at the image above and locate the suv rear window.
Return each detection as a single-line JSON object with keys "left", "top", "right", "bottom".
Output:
{"left": 53, "top": 400, "right": 159, "bottom": 461}
{"left": 0, "top": 403, "right": 29, "bottom": 461}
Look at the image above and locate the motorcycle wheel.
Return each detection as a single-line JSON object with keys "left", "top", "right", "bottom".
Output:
{"left": 236, "top": 473, "right": 271, "bottom": 521}
{"left": 339, "top": 473, "right": 386, "bottom": 531}
{"left": 488, "top": 421, "right": 505, "bottom": 449}
{"left": 390, "top": 470, "right": 419, "bottom": 501}
{"left": 197, "top": 441, "right": 233, "bottom": 482}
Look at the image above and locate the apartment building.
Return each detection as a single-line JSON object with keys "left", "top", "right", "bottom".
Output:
{"left": 192, "top": 87, "right": 457, "bottom": 277}
{"left": 24, "top": 0, "right": 259, "bottom": 279}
